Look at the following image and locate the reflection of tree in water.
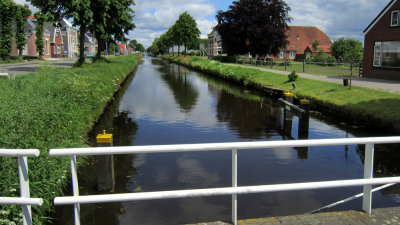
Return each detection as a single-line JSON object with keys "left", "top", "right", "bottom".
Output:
{"left": 53, "top": 71, "right": 141, "bottom": 225}
{"left": 160, "top": 65, "right": 199, "bottom": 113}
{"left": 211, "top": 86, "right": 282, "bottom": 139}
{"left": 357, "top": 144, "right": 400, "bottom": 196}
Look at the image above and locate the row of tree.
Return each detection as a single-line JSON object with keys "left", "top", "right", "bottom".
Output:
{"left": 148, "top": 11, "right": 200, "bottom": 56}
{"left": 29, "top": 0, "right": 136, "bottom": 65}
{"left": 0, "top": 0, "right": 31, "bottom": 61}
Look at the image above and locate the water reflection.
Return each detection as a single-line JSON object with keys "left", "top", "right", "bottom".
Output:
{"left": 160, "top": 65, "right": 199, "bottom": 113}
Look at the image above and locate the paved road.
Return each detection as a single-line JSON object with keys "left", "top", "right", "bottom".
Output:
{"left": 0, "top": 58, "right": 76, "bottom": 76}
{"left": 225, "top": 64, "right": 400, "bottom": 93}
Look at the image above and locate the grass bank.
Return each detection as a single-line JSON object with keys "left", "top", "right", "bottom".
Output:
{"left": 0, "top": 54, "right": 141, "bottom": 224}
{"left": 163, "top": 55, "right": 400, "bottom": 133}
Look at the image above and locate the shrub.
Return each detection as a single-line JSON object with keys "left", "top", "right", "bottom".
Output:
{"left": 288, "top": 71, "right": 298, "bottom": 82}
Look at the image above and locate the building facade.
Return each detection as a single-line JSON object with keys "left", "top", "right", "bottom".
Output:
{"left": 208, "top": 28, "right": 222, "bottom": 57}
{"left": 363, "top": 0, "right": 400, "bottom": 80}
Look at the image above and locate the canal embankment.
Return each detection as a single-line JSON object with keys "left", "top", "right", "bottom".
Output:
{"left": 162, "top": 55, "right": 400, "bottom": 133}
{"left": 0, "top": 54, "right": 141, "bottom": 224}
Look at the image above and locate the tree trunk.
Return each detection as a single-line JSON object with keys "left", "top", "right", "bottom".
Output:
{"left": 19, "top": 50, "right": 23, "bottom": 60}
{"left": 78, "top": 23, "right": 86, "bottom": 65}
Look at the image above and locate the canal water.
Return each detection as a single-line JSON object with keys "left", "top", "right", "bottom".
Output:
{"left": 53, "top": 56, "right": 400, "bottom": 225}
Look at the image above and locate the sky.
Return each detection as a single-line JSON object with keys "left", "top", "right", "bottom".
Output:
{"left": 15, "top": 0, "right": 391, "bottom": 48}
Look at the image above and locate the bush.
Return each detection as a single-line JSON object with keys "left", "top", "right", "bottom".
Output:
{"left": 288, "top": 71, "right": 298, "bottom": 82}
{"left": 212, "top": 55, "right": 237, "bottom": 63}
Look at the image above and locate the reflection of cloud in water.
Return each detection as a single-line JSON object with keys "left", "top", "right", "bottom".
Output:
{"left": 119, "top": 72, "right": 219, "bottom": 128}
{"left": 177, "top": 156, "right": 219, "bottom": 187}
{"left": 272, "top": 147, "right": 296, "bottom": 161}
{"left": 155, "top": 166, "right": 171, "bottom": 185}
{"left": 309, "top": 119, "right": 351, "bottom": 139}
{"left": 132, "top": 154, "right": 147, "bottom": 168}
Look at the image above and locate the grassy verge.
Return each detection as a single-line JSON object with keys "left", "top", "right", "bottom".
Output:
{"left": 0, "top": 54, "right": 141, "bottom": 224}
{"left": 163, "top": 55, "right": 400, "bottom": 133}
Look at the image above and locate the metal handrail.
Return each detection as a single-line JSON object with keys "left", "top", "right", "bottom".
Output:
{"left": 49, "top": 136, "right": 400, "bottom": 225}
{"left": 0, "top": 149, "right": 42, "bottom": 225}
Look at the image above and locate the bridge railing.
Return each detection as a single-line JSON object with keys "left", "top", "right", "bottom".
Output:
{"left": 49, "top": 137, "right": 400, "bottom": 225}
{"left": 0, "top": 149, "right": 43, "bottom": 225}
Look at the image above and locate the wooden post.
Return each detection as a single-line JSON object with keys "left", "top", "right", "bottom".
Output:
{"left": 303, "top": 60, "right": 305, "bottom": 73}
{"left": 284, "top": 59, "right": 287, "bottom": 71}
{"left": 299, "top": 99, "right": 310, "bottom": 139}
{"left": 350, "top": 62, "right": 353, "bottom": 89}
{"left": 96, "top": 130, "right": 115, "bottom": 191}
{"left": 283, "top": 93, "right": 294, "bottom": 134}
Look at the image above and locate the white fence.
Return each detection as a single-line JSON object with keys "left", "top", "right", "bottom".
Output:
{"left": 49, "top": 136, "right": 400, "bottom": 225}
{"left": 0, "top": 149, "right": 43, "bottom": 225}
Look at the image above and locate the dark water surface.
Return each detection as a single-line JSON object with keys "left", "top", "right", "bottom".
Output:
{"left": 53, "top": 56, "right": 400, "bottom": 225}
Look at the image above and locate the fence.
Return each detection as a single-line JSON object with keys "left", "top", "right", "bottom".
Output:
{"left": 0, "top": 149, "right": 43, "bottom": 225}
{"left": 235, "top": 58, "right": 362, "bottom": 77}
{"left": 49, "top": 136, "right": 400, "bottom": 225}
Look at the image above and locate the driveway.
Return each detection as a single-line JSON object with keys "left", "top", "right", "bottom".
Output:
{"left": 0, "top": 58, "right": 76, "bottom": 76}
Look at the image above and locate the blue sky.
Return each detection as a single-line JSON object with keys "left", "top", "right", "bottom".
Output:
{"left": 15, "top": 0, "right": 391, "bottom": 48}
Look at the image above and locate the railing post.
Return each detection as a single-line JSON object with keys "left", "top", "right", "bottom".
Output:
{"left": 70, "top": 156, "right": 81, "bottom": 225}
{"left": 232, "top": 148, "right": 237, "bottom": 225}
{"left": 362, "top": 143, "right": 374, "bottom": 214}
{"left": 18, "top": 156, "right": 32, "bottom": 225}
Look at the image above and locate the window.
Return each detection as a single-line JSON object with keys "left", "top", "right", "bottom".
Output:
{"left": 391, "top": 10, "right": 399, "bottom": 27}
{"left": 373, "top": 41, "right": 400, "bottom": 68}
{"left": 289, "top": 51, "right": 296, "bottom": 59}
{"left": 45, "top": 39, "right": 49, "bottom": 55}
{"left": 280, "top": 51, "right": 285, "bottom": 59}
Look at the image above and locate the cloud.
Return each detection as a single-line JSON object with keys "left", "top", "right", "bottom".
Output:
{"left": 128, "top": 0, "right": 216, "bottom": 48}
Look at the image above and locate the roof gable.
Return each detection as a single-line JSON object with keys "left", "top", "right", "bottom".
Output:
{"left": 286, "top": 26, "right": 332, "bottom": 54}
{"left": 364, "top": 0, "right": 398, "bottom": 34}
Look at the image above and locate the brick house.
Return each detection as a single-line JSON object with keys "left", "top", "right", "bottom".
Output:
{"left": 11, "top": 16, "right": 52, "bottom": 59}
{"left": 61, "top": 19, "right": 79, "bottom": 58}
{"left": 45, "top": 23, "right": 64, "bottom": 58}
{"left": 208, "top": 26, "right": 332, "bottom": 60}
{"left": 363, "top": 0, "right": 400, "bottom": 80}
{"left": 208, "top": 28, "right": 223, "bottom": 57}
{"left": 84, "top": 32, "right": 97, "bottom": 56}
{"left": 276, "top": 26, "right": 332, "bottom": 61}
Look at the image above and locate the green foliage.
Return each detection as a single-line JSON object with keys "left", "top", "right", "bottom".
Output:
{"left": 331, "top": 37, "right": 363, "bottom": 62}
{"left": 172, "top": 12, "right": 200, "bottom": 55}
{"left": 311, "top": 40, "right": 320, "bottom": 52}
{"left": 34, "top": 12, "right": 45, "bottom": 59}
{"left": 215, "top": 0, "right": 291, "bottom": 56}
{"left": 288, "top": 71, "right": 298, "bottom": 82}
{"left": 15, "top": 5, "right": 32, "bottom": 58}
{"left": 0, "top": 54, "right": 141, "bottom": 224}
{"left": 0, "top": 0, "right": 15, "bottom": 61}
{"left": 308, "top": 49, "right": 336, "bottom": 63}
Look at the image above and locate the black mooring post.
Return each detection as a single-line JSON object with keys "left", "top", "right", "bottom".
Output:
{"left": 298, "top": 99, "right": 310, "bottom": 139}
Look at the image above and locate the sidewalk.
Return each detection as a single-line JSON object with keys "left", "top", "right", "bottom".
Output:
{"left": 225, "top": 64, "right": 400, "bottom": 93}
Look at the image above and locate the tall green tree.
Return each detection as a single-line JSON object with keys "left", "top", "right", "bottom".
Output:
{"left": 0, "top": 0, "right": 15, "bottom": 61}
{"left": 330, "top": 37, "right": 363, "bottom": 62}
{"left": 171, "top": 12, "right": 200, "bottom": 55}
{"left": 15, "top": 5, "right": 32, "bottom": 59}
{"left": 34, "top": 12, "right": 45, "bottom": 59}
{"left": 216, "top": 0, "right": 291, "bottom": 56}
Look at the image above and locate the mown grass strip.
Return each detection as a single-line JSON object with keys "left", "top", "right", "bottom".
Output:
{"left": 163, "top": 55, "right": 400, "bottom": 132}
{"left": 0, "top": 54, "right": 141, "bottom": 224}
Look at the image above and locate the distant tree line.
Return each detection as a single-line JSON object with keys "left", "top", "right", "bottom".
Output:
{"left": 0, "top": 0, "right": 31, "bottom": 61}
{"left": 148, "top": 11, "right": 200, "bottom": 56}
{"left": 30, "top": 0, "right": 136, "bottom": 66}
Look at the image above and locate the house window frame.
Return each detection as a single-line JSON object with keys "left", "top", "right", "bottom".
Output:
{"left": 289, "top": 51, "right": 296, "bottom": 59}
{"left": 391, "top": 10, "right": 400, "bottom": 27}
{"left": 373, "top": 41, "right": 400, "bottom": 68}
{"left": 280, "top": 51, "right": 285, "bottom": 59}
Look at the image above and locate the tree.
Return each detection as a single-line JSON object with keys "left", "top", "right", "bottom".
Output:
{"left": 15, "top": 5, "right": 32, "bottom": 59}
{"left": 311, "top": 40, "right": 320, "bottom": 52}
{"left": 34, "top": 12, "right": 45, "bottom": 59}
{"left": 216, "top": 0, "right": 291, "bottom": 57}
{"left": 171, "top": 12, "right": 200, "bottom": 55}
{"left": 0, "top": 0, "right": 15, "bottom": 61}
{"left": 330, "top": 38, "right": 363, "bottom": 62}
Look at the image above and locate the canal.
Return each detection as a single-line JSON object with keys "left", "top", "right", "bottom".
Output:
{"left": 52, "top": 56, "right": 400, "bottom": 225}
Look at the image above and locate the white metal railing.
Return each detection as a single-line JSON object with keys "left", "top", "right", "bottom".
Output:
{"left": 49, "top": 137, "right": 400, "bottom": 225}
{"left": 0, "top": 149, "right": 43, "bottom": 225}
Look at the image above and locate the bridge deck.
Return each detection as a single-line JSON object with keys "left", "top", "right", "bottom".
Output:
{"left": 187, "top": 207, "right": 400, "bottom": 225}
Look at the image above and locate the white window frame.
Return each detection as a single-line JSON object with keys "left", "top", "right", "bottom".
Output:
{"left": 289, "top": 51, "right": 296, "bottom": 59}
{"left": 373, "top": 42, "right": 382, "bottom": 67}
{"left": 280, "top": 51, "right": 285, "bottom": 59}
{"left": 391, "top": 10, "right": 400, "bottom": 27}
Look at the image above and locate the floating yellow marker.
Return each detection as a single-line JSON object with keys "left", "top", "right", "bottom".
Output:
{"left": 96, "top": 130, "right": 113, "bottom": 144}
{"left": 300, "top": 99, "right": 310, "bottom": 105}
{"left": 284, "top": 92, "right": 293, "bottom": 97}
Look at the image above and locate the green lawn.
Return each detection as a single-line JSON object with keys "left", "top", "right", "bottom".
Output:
{"left": 235, "top": 60, "right": 360, "bottom": 77}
